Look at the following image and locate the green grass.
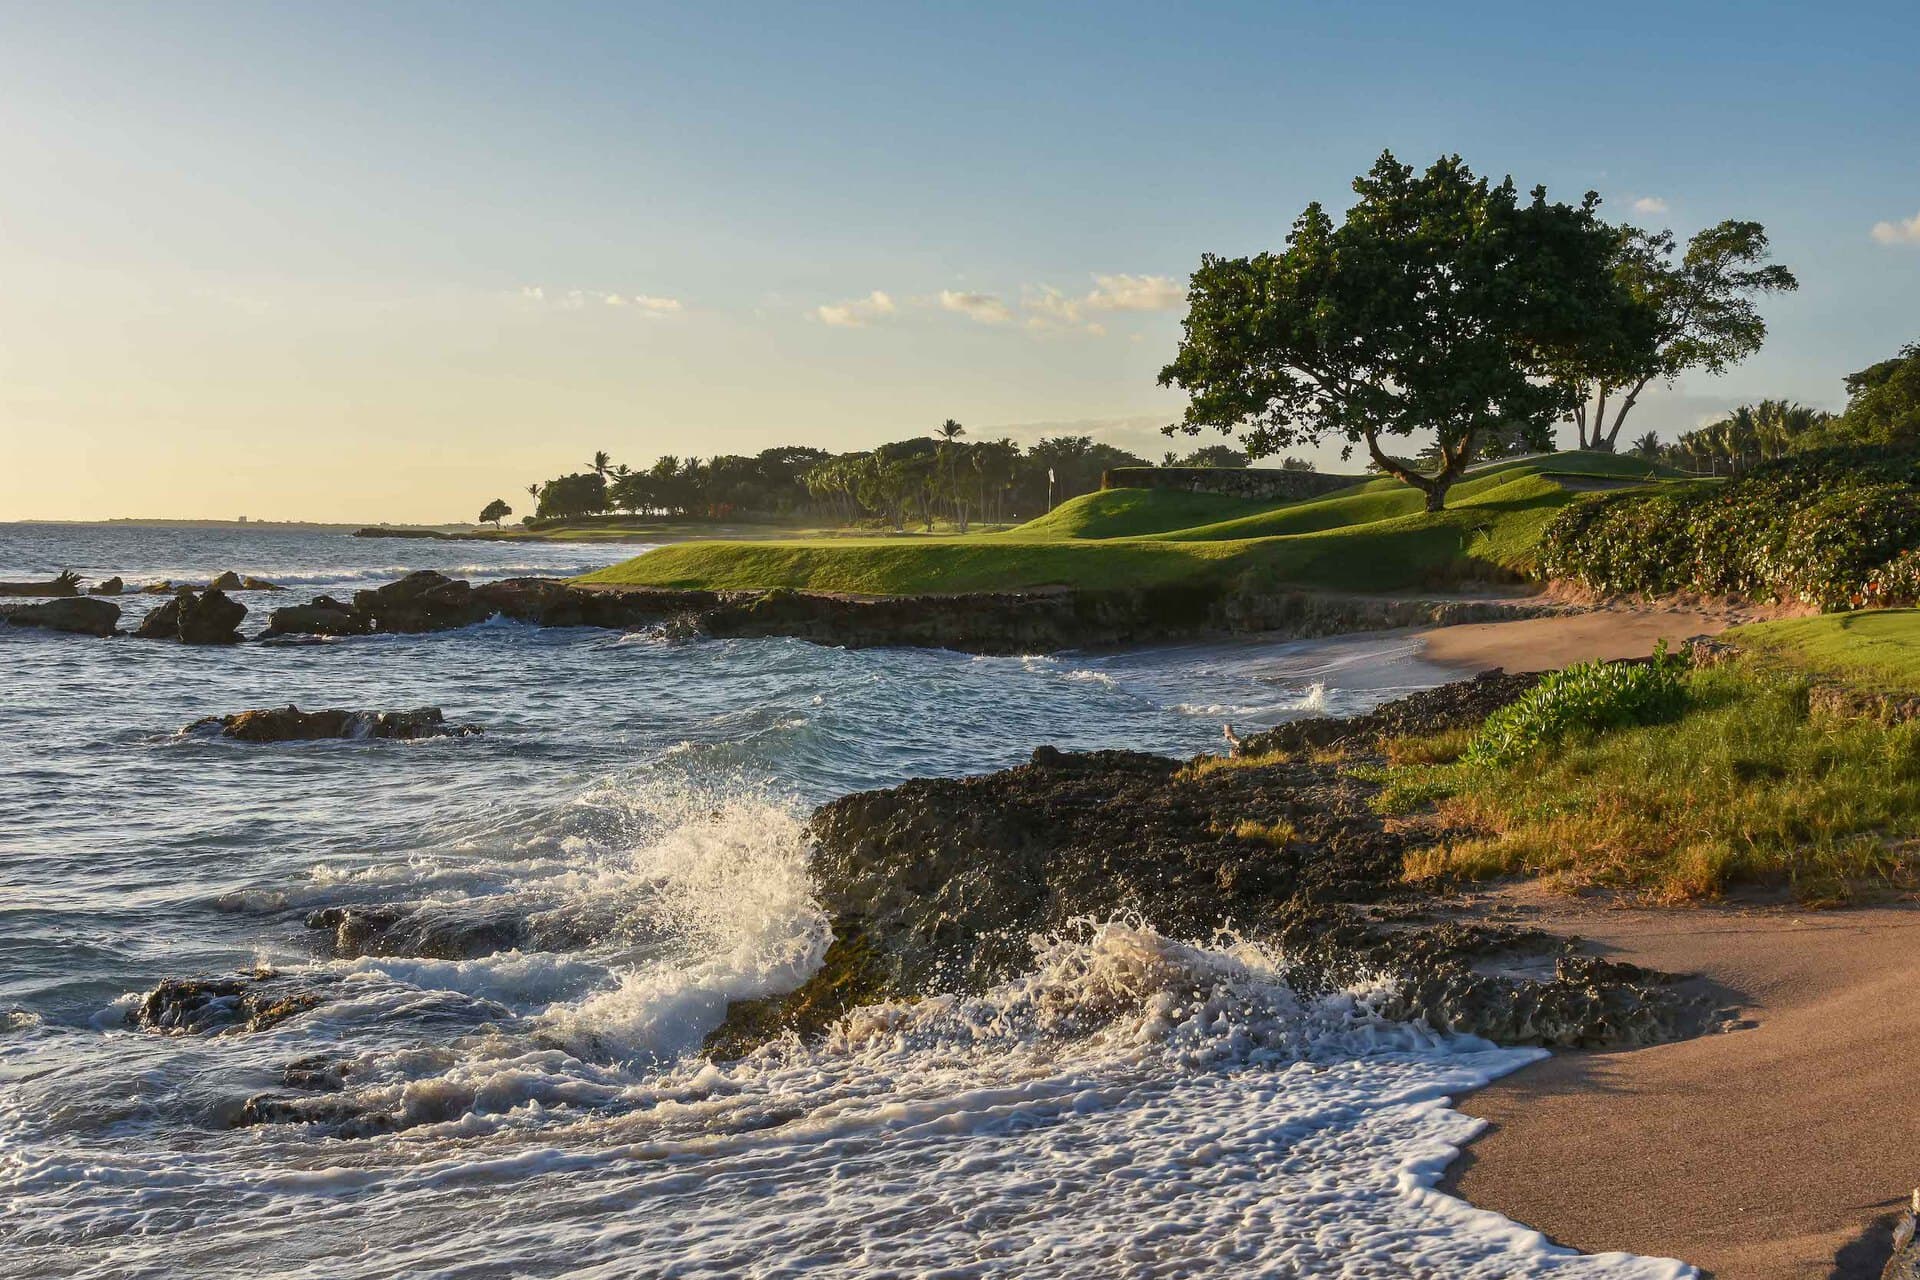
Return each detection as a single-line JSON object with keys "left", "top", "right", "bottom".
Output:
{"left": 1724, "top": 610, "right": 1920, "bottom": 692}
{"left": 575, "top": 451, "right": 1687, "bottom": 595}
{"left": 1388, "top": 664, "right": 1920, "bottom": 903}
{"left": 1002, "top": 488, "right": 1273, "bottom": 540}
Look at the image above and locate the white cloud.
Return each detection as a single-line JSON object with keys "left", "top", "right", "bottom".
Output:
{"left": 815, "top": 290, "right": 897, "bottom": 327}
{"left": 938, "top": 289, "right": 1013, "bottom": 325}
{"left": 1631, "top": 196, "right": 1669, "bottom": 215}
{"left": 1021, "top": 273, "right": 1185, "bottom": 333}
{"left": 604, "top": 293, "right": 683, "bottom": 314}
{"left": 518, "top": 285, "right": 683, "bottom": 315}
{"left": 1872, "top": 211, "right": 1920, "bottom": 246}
{"left": 1084, "top": 273, "right": 1187, "bottom": 312}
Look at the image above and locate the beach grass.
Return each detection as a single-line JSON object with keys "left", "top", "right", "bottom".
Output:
{"left": 1381, "top": 663, "right": 1920, "bottom": 903}
{"left": 576, "top": 450, "right": 1674, "bottom": 595}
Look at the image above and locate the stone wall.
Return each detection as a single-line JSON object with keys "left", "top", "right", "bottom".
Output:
{"left": 1101, "top": 466, "right": 1365, "bottom": 501}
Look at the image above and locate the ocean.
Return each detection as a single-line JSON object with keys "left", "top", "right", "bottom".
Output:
{"left": 0, "top": 523, "right": 1692, "bottom": 1279}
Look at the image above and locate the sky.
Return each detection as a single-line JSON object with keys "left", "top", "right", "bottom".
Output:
{"left": 1, "top": 1, "right": 1916, "bottom": 522}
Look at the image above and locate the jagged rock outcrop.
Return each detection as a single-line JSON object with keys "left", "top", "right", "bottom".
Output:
{"left": 1234, "top": 668, "right": 1543, "bottom": 757}
{"left": 706, "top": 673, "right": 1722, "bottom": 1059}
{"left": 188, "top": 705, "right": 479, "bottom": 742}
{"left": 89, "top": 576, "right": 124, "bottom": 596}
{"left": 137, "top": 588, "right": 247, "bottom": 643}
{"left": 0, "top": 597, "right": 120, "bottom": 636}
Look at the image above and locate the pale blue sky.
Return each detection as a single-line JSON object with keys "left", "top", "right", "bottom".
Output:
{"left": 2, "top": 1, "right": 1915, "bottom": 519}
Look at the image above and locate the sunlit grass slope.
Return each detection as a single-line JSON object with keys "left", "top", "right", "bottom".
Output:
{"left": 575, "top": 451, "right": 1680, "bottom": 595}
{"left": 1726, "top": 610, "right": 1920, "bottom": 691}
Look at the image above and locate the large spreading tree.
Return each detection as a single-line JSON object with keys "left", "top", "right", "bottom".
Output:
{"left": 1560, "top": 220, "right": 1797, "bottom": 451}
{"left": 1159, "top": 151, "right": 1655, "bottom": 510}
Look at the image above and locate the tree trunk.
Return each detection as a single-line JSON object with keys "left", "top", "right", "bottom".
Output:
{"left": 1601, "top": 377, "right": 1651, "bottom": 450}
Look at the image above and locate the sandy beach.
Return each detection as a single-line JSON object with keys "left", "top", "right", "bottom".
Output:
{"left": 1442, "top": 891, "right": 1920, "bottom": 1278}
{"left": 1414, "top": 600, "right": 1760, "bottom": 673}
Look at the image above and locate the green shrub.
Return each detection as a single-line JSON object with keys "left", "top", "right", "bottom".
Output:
{"left": 1466, "top": 650, "right": 1689, "bottom": 767}
{"left": 1537, "top": 447, "right": 1920, "bottom": 609}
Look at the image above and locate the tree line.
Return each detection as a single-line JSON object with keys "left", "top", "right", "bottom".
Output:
{"left": 1622, "top": 340, "right": 1920, "bottom": 473}
{"left": 488, "top": 432, "right": 1273, "bottom": 530}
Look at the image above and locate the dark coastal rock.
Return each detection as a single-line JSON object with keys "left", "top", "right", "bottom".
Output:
{"left": 178, "top": 589, "right": 247, "bottom": 644}
{"left": 708, "top": 744, "right": 1408, "bottom": 1056}
{"left": 706, "top": 673, "right": 1720, "bottom": 1059}
{"left": 128, "top": 972, "right": 328, "bottom": 1035}
{"left": 0, "top": 570, "right": 82, "bottom": 598}
{"left": 256, "top": 568, "right": 1554, "bottom": 653}
{"left": 133, "top": 593, "right": 186, "bottom": 638}
{"left": 188, "top": 705, "right": 480, "bottom": 742}
{"left": 0, "top": 596, "right": 120, "bottom": 636}
{"left": 305, "top": 900, "right": 588, "bottom": 959}
{"left": 1234, "top": 668, "right": 1543, "bottom": 757}
{"left": 89, "top": 576, "right": 125, "bottom": 596}
{"left": 206, "top": 571, "right": 281, "bottom": 592}
{"left": 138, "top": 580, "right": 177, "bottom": 594}
{"left": 263, "top": 594, "right": 371, "bottom": 638}
{"left": 349, "top": 570, "right": 492, "bottom": 633}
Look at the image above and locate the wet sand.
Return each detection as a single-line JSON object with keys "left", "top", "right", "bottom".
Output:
{"left": 1443, "top": 890, "right": 1920, "bottom": 1278}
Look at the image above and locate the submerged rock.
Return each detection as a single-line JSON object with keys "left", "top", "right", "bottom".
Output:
{"left": 304, "top": 900, "right": 586, "bottom": 959}
{"left": 128, "top": 972, "right": 328, "bottom": 1035}
{"left": 189, "top": 705, "right": 480, "bottom": 742}
{"left": 0, "top": 596, "right": 120, "bottom": 637}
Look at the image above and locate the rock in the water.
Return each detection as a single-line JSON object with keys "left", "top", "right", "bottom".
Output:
{"left": 350, "top": 570, "right": 489, "bottom": 633}
{"left": 0, "top": 597, "right": 120, "bottom": 636}
{"left": 0, "top": 570, "right": 82, "bottom": 598}
{"left": 188, "top": 704, "right": 479, "bottom": 742}
{"left": 178, "top": 588, "right": 247, "bottom": 644}
{"left": 305, "top": 900, "right": 583, "bottom": 959}
{"left": 133, "top": 592, "right": 186, "bottom": 638}
{"left": 208, "top": 571, "right": 243, "bottom": 592}
{"left": 138, "top": 580, "right": 176, "bottom": 594}
{"left": 263, "top": 595, "right": 372, "bottom": 638}
{"left": 128, "top": 972, "right": 327, "bottom": 1035}
{"left": 240, "top": 575, "right": 280, "bottom": 591}
{"left": 89, "top": 576, "right": 125, "bottom": 596}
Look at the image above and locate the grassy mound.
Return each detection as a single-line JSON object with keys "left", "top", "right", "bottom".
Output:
{"left": 576, "top": 451, "right": 1682, "bottom": 595}
{"left": 1003, "top": 488, "right": 1271, "bottom": 541}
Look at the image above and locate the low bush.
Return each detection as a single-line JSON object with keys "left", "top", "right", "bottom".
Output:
{"left": 1537, "top": 447, "right": 1920, "bottom": 608}
{"left": 1465, "top": 651, "right": 1688, "bottom": 767}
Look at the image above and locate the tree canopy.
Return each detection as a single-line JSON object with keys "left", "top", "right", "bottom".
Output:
{"left": 1159, "top": 151, "right": 1651, "bottom": 509}
{"left": 1560, "top": 220, "right": 1797, "bottom": 450}
{"left": 479, "top": 498, "right": 512, "bottom": 527}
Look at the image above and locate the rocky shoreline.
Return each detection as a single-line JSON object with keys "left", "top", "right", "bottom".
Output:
{"left": 5, "top": 566, "right": 1560, "bottom": 654}
{"left": 128, "top": 668, "right": 1729, "bottom": 1137}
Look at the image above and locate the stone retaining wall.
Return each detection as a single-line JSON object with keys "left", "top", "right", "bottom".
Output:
{"left": 1101, "top": 466, "right": 1365, "bottom": 501}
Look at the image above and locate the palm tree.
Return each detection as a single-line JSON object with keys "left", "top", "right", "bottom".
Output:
{"left": 587, "top": 450, "right": 614, "bottom": 481}
{"left": 1630, "top": 431, "right": 1662, "bottom": 460}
